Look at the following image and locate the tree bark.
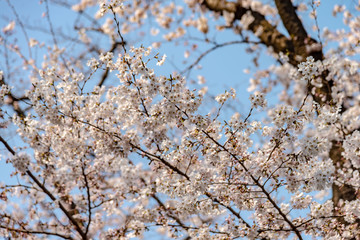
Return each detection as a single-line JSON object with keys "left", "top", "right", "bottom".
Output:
{"left": 202, "top": 0, "right": 357, "bottom": 223}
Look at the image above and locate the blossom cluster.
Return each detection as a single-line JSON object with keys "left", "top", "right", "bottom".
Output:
{"left": 0, "top": 0, "right": 359, "bottom": 239}
{"left": 1, "top": 42, "right": 358, "bottom": 238}
{"left": 10, "top": 152, "right": 30, "bottom": 173}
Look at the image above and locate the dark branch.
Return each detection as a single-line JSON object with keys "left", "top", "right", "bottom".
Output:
{"left": 202, "top": 0, "right": 296, "bottom": 64}
{"left": 0, "top": 225, "right": 73, "bottom": 239}
{"left": 0, "top": 135, "right": 88, "bottom": 239}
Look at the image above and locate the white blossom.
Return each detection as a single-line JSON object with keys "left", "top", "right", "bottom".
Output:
{"left": 156, "top": 54, "right": 167, "bottom": 66}
{"left": 0, "top": 0, "right": 360, "bottom": 239}
{"left": 11, "top": 152, "right": 31, "bottom": 173}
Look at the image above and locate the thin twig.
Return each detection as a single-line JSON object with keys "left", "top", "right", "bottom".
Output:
{"left": 0, "top": 135, "right": 87, "bottom": 239}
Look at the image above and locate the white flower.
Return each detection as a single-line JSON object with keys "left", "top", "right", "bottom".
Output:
{"left": 249, "top": 92, "right": 267, "bottom": 108}
{"left": 297, "top": 56, "right": 322, "bottom": 82}
{"left": 223, "top": 10, "right": 235, "bottom": 26}
{"left": 29, "top": 38, "right": 39, "bottom": 47}
{"left": 343, "top": 131, "right": 360, "bottom": 168}
{"left": 343, "top": 200, "right": 360, "bottom": 223}
{"left": 196, "top": 16, "right": 208, "bottom": 34}
{"left": 240, "top": 11, "right": 254, "bottom": 30}
{"left": 215, "top": 88, "right": 235, "bottom": 104}
{"left": 2, "top": 21, "right": 15, "bottom": 34}
{"left": 291, "top": 192, "right": 312, "bottom": 209}
{"left": 197, "top": 75, "right": 206, "bottom": 84}
{"left": 87, "top": 58, "right": 100, "bottom": 70}
{"left": 156, "top": 54, "right": 167, "bottom": 66}
{"left": 150, "top": 28, "right": 159, "bottom": 36}
{"left": 0, "top": 84, "right": 11, "bottom": 104}
{"left": 12, "top": 152, "right": 31, "bottom": 173}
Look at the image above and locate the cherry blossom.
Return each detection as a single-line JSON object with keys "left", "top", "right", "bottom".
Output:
{"left": 0, "top": 0, "right": 359, "bottom": 239}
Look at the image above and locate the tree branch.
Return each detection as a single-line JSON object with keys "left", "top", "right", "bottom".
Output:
{"left": 0, "top": 135, "right": 87, "bottom": 239}
{"left": 274, "top": 0, "right": 323, "bottom": 61}
{"left": 202, "top": 0, "right": 296, "bottom": 64}
{"left": 0, "top": 225, "right": 73, "bottom": 239}
{"left": 201, "top": 130, "right": 303, "bottom": 239}
{"left": 97, "top": 41, "right": 125, "bottom": 87}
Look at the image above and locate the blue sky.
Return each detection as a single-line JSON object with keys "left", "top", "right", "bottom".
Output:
{"left": 0, "top": 0, "right": 357, "bottom": 239}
